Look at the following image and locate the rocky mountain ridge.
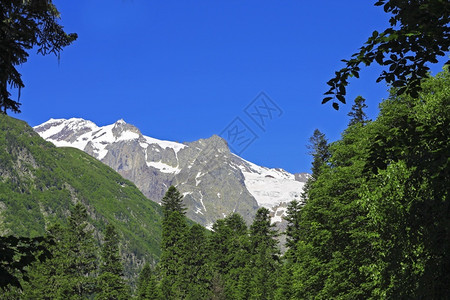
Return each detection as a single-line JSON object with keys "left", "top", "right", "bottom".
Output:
{"left": 34, "top": 118, "right": 309, "bottom": 227}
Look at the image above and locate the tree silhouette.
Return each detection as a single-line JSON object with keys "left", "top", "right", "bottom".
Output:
{"left": 323, "top": 0, "right": 449, "bottom": 109}
{"left": 0, "top": 0, "right": 77, "bottom": 114}
{"left": 348, "top": 96, "right": 370, "bottom": 126}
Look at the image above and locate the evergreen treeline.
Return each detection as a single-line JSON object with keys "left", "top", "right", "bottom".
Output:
{"left": 3, "top": 203, "right": 131, "bottom": 299}
{"left": 2, "top": 70, "right": 448, "bottom": 298}
{"left": 137, "top": 186, "right": 281, "bottom": 300}
{"left": 138, "top": 69, "right": 449, "bottom": 299}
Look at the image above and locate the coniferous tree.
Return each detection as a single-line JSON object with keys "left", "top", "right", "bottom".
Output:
{"left": 180, "top": 224, "right": 212, "bottom": 300}
{"left": 96, "top": 224, "right": 130, "bottom": 300}
{"left": 137, "top": 263, "right": 152, "bottom": 297}
{"left": 209, "top": 213, "right": 250, "bottom": 299}
{"left": 0, "top": 0, "right": 77, "bottom": 114}
{"left": 307, "top": 129, "right": 330, "bottom": 180}
{"left": 292, "top": 123, "right": 375, "bottom": 298}
{"left": 161, "top": 185, "right": 186, "bottom": 217}
{"left": 64, "top": 203, "right": 99, "bottom": 298}
{"left": 136, "top": 263, "right": 160, "bottom": 300}
{"left": 248, "top": 208, "right": 279, "bottom": 300}
{"left": 236, "top": 264, "right": 252, "bottom": 300}
{"left": 274, "top": 200, "right": 302, "bottom": 299}
{"left": 159, "top": 186, "right": 187, "bottom": 299}
{"left": 21, "top": 223, "right": 67, "bottom": 299}
{"left": 301, "top": 129, "right": 330, "bottom": 202}
{"left": 23, "top": 203, "right": 98, "bottom": 299}
{"left": 274, "top": 262, "right": 294, "bottom": 300}
{"left": 284, "top": 199, "right": 302, "bottom": 252}
{"left": 348, "top": 96, "right": 370, "bottom": 126}
{"left": 276, "top": 131, "right": 329, "bottom": 299}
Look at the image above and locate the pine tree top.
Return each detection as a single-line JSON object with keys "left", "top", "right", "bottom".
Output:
{"left": 161, "top": 185, "right": 186, "bottom": 216}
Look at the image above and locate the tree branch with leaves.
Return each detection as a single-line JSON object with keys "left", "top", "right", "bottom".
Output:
{"left": 323, "top": 0, "right": 449, "bottom": 110}
{"left": 0, "top": 0, "right": 77, "bottom": 114}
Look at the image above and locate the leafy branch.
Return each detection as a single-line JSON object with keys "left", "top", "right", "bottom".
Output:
{"left": 323, "top": 0, "right": 450, "bottom": 110}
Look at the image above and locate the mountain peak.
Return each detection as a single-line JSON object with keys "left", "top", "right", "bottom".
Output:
{"left": 112, "top": 120, "right": 142, "bottom": 140}
{"left": 34, "top": 117, "right": 308, "bottom": 226}
{"left": 185, "top": 134, "right": 230, "bottom": 155}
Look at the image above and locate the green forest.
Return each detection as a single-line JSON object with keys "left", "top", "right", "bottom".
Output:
{"left": 1, "top": 0, "right": 449, "bottom": 299}
{"left": 2, "top": 69, "right": 449, "bottom": 299}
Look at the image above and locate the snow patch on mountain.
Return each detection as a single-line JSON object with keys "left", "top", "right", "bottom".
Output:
{"left": 198, "top": 191, "right": 207, "bottom": 212}
{"left": 144, "top": 136, "right": 185, "bottom": 153}
{"left": 233, "top": 155, "right": 305, "bottom": 211}
{"left": 146, "top": 161, "right": 182, "bottom": 174}
{"left": 272, "top": 206, "right": 288, "bottom": 224}
{"left": 34, "top": 118, "right": 186, "bottom": 161}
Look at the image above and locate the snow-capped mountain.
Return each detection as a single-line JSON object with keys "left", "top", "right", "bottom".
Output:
{"left": 34, "top": 118, "right": 309, "bottom": 226}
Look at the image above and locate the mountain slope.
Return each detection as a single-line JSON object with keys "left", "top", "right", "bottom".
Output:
{"left": 34, "top": 118, "right": 309, "bottom": 227}
{"left": 0, "top": 115, "right": 162, "bottom": 276}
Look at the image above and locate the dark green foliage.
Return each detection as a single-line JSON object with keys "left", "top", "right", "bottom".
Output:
{"left": 0, "top": 235, "right": 51, "bottom": 290}
{"left": 284, "top": 200, "right": 302, "bottom": 252}
{"left": 137, "top": 263, "right": 160, "bottom": 299}
{"left": 323, "top": 0, "right": 449, "bottom": 109}
{"left": 348, "top": 96, "right": 370, "bottom": 126}
{"left": 275, "top": 200, "right": 302, "bottom": 299}
{"left": 291, "top": 69, "right": 449, "bottom": 298}
{"left": 99, "top": 224, "right": 123, "bottom": 275}
{"left": 291, "top": 120, "right": 380, "bottom": 298}
{"left": 66, "top": 203, "right": 98, "bottom": 297}
{"left": 359, "top": 69, "right": 450, "bottom": 298}
{"left": 22, "top": 204, "right": 98, "bottom": 299}
{"left": 96, "top": 273, "right": 130, "bottom": 300}
{"left": 161, "top": 185, "right": 186, "bottom": 217}
{"left": 158, "top": 188, "right": 212, "bottom": 299}
{"left": 96, "top": 224, "right": 130, "bottom": 300}
{"left": 0, "top": 114, "right": 163, "bottom": 277}
{"left": 21, "top": 223, "right": 68, "bottom": 299}
{"left": 307, "top": 129, "right": 330, "bottom": 180}
{"left": 273, "top": 262, "right": 293, "bottom": 300}
{"left": 247, "top": 208, "right": 280, "bottom": 300}
{"left": 302, "top": 129, "right": 330, "bottom": 201}
{"left": 179, "top": 224, "right": 212, "bottom": 299}
{"left": 159, "top": 186, "right": 188, "bottom": 298}
{"left": 0, "top": 0, "right": 77, "bottom": 114}
{"left": 209, "top": 213, "right": 250, "bottom": 299}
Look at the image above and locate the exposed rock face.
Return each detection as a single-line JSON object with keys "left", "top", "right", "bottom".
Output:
{"left": 294, "top": 172, "right": 310, "bottom": 183}
{"left": 172, "top": 136, "right": 259, "bottom": 227}
{"left": 34, "top": 118, "right": 308, "bottom": 227}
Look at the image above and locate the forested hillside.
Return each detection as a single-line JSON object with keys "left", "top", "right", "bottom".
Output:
{"left": 0, "top": 115, "right": 163, "bottom": 278}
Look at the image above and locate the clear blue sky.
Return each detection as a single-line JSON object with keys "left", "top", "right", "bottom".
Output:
{"left": 17, "top": 0, "right": 446, "bottom": 173}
